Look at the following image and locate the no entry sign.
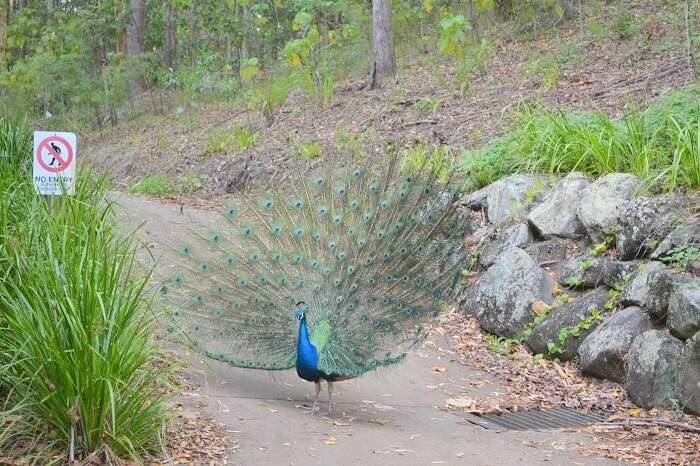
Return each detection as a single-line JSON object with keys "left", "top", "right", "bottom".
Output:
{"left": 33, "top": 131, "right": 77, "bottom": 195}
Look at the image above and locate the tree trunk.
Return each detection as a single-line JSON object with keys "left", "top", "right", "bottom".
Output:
{"left": 189, "top": 0, "right": 197, "bottom": 66}
{"left": 164, "top": 0, "right": 177, "bottom": 69}
{"left": 126, "top": 0, "right": 145, "bottom": 55}
{"left": 559, "top": 0, "right": 576, "bottom": 20}
{"left": 45, "top": 0, "right": 53, "bottom": 14}
{"left": 368, "top": 0, "right": 395, "bottom": 89}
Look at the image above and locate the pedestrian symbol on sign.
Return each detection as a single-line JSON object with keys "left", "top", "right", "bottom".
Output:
{"left": 33, "top": 131, "right": 77, "bottom": 195}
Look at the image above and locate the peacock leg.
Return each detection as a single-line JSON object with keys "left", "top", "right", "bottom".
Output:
{"left": 327, "top": 381, "right": 333, "bottom": 416}
{"left": 311, "top": 381, "right": 321, "bottom": 414}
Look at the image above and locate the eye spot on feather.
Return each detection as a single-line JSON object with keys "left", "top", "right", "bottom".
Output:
{"left": 335, "top": 296, "right": 343, "bottom": 304}
{"left": 405, "top": 176, "right": 413, "bottom": 183}
{"left": 349, "top": 282, "right": 358, "bottom": 292}
{"left": 318, "top": 206, "right": 328, "bottom": 217}
{"left": 367, "top": 277, "right": 376, "bottom": 285}
{"left": 270, "top": 252, "right": 282, "bottom": 262}
{"left": 297, "top": 278, "right": 305, "bottom": 288}
{"left": 333, "top": 277, "right": 341, "bottom": 287}
{"left": 180, "top": 245, "right": 192, "bottom": 256}
{"left": 349, "top": 199, "right": 358, "bottom": 209}
{"left": 399, "top": 247, "right": 408, "bottom": 256}
{"left": 194, "top": 295, "right": 205, "bottom": 305}
{"left": 173, "top": 275, "right": 183, "bottom": 285}
{"left": 393, "top": 222, "right": 403, "bottom": 232}
{"left": 356, "top": 238, "right": 366, "bottom": 247}
{"left": 237, "top": 278, "right": 247, "bottom": 287}
{"left": 322, "top": 298, "right": 329, "bottom": 306}
{"left": 337, "top": 251, "right": 347, "bottom": 261}
{"left": 263, "top": 200, "right": 273, "bottom": 210}
{"left": 347, "top": 265, "right": 356, "bottom": 275}
{"left": 293, "top": 199, "right": 303, "bottom": 209}
{"left": 401, "top": 275, "right": 410, "bottom": 284}
{"left": 351, "top": 169, "right": 361, "bottom": 178}
{"left": 249, "top": 252, "right": 260, "bottom": 263}
{"left": 310, "top": 259, "right": 319, "bottom": 268}
{"left": 377, "top": 230, "right": 385, "bottom": 240}
{"left": 271, "top": 224, "right": 282, "bottom": 236}
{"left": 242, "top": 226, "right": 253, "bottom": 237}
{"left": 335, "top": 185, "right": 347, "bottom": 197}
{"left": 382, "top": 297, "right": 391, "bottom": 306}
{"left": 364, "top": 256, "right": 372, "bottom": 266}
{"left": 363, "top": 211, "right": 372, "bottom": 222}
{"left": 379, "top": 199, "right": 388, "bottom": 209}
{"left": 328, "top": 241, "right": 337, "bottom": 251}
{"left": 278, "top": 277, "right": 288, "bottom": 286}
{"left": 291, "top": 254, "right": 303, "bottom": 265}
{"left": 314, "top": 176, "right": 326, "bottom": 188}
{"left": 332, "top": 215, "right": 342, "bottom": 226}
{"left": 225, "top": 205, "right": 237, "bottom": 218}
{"left": 214, "top": 285, "right": 224, "bottom": 294}
{"left": 382, "top": 251, "right": 391, "bottom": 261}
{"left": 199, "top": 262, "right": 209, "bottom": 272}
{"left": 368, "top": 183, "right": 378, "bottom": 194}
{"left": 399, "top": 190, "right": 407, "bottom": 199}
{"left": 313, "top": 231, "right": 322, "bottom": 241}
{"left": 313, "top": 284, "right": 322, "bottom": 293}
{"left": 209, "top": 232, "right": 221, "bottom": 243}
{"left": 323, "top": 266, "right": 332, "bottom": 276}
{"left": 226, "top": 256, "right": 236, "bottom": 266}
{"left": 294, "top": 227, "right": 304, "bottom": 238}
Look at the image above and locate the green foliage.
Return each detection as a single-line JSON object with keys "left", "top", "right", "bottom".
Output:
{"left": 402, "top": 144, "right": 454, "bottom": 183}
{"left": 438, "top": 15, "right": 472, "bottom": 61}
{"left": 611, "top": 11, "right": 638, "bottom": 40}
{"left": 248, "top": 75, "right": 292, "bottom": 126}
{"left": 660, "top": 245, "right": 700, "bottom": 270}
{"left": 294, "top": 138, "right": 324, "bottom": 160}
{"left": 459, "top": 85, "right": 700, "bottom": 192}
{"left": 526, "top": 57, "right": 561, "bottom": 90}
{"left": 548, "top": 306, "right": 604, "bottom": 355}
{"left": 240, "top": 57, "right": 261, "bottom": 82}
{"left": 0, "top": 120, "right": 169, "bottom": 462}
{"left": 333, "top": 128, "right": 366, "bottom": 157}
{"left": 484, "top": 333, "right": 522, "bottom": 356}
{"left": 564, "top": 275, "right": 584, "bottom": 288}
{"left": 232, "top": 125, "right": 260, "bottom": 151}
{"left": 129, "top": 174, "right": 177, "bottom": 196}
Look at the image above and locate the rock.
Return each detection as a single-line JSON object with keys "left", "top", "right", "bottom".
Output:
{"left": 602, "top": 261, "right": 641, "bottom": 288}
{"left": 527, "top": 287, "right": 609, "bottom": 360}
{"left": 479, "top": 223, "right": 533, "bottom": 267}
{"left": 460, "top": 185, "right": 491, "bottom": 211}
{"left": 560, "top": 255, "right": 607, "bottom": 289}
{"left": 523, "top": 239, "right": 570, "bottom": 266}
{"left": 650, "top": 221, "right": 700, "bottom": 273}
{"left": 619, "top": 261, "right": 680, "bottom": 320}
{"left": 578, "top": 307, "right": 654, "bottom": 383}
{"left": 625, "top": 329, "right": 684, "bottom": 408}
{"left": 690, "top": 260, "right": 700, "bottom": 276}
{"left": 486, "top": 174, "right": 551, "bottom": 225}
{"left": 577, "top": 173, "right": 641, "bottom": 242}
{"left": 616, "top": 195, "right": 688, "bottom": 260}
{"left": 469, "top": 247, "right": 555, "bottom": 338}
{"left": 677, "top": 332, "right": 700, "bottom": 414}
{"left": 527, "top": 173, "right": 590, "bottom": 239}
{"left": 668, "top": 281, "right": 700, "bottom": 340}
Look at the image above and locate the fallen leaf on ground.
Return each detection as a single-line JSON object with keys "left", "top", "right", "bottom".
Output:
{"left": 432, "top": 366, "right": 447, "bottom": 373}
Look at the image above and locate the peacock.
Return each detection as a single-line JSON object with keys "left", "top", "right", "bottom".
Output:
{"left": 160, "top": 153, "right": 469, "bottom": 414}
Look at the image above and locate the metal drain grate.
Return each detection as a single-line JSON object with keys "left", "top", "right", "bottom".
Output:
{"left": 466, "top": 407, "right": 604, "bottom": 431}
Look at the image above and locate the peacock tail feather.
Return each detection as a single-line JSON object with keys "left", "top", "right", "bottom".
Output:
{"left": 160, "top": 153, "right": 469, "bottom": 378}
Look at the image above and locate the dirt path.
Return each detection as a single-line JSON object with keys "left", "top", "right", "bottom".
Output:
{"left": 113, "top": 193, "right": 624, "bottom": 466}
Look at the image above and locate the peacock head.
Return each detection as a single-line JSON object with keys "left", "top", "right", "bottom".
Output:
{"left": 294, "top": 301, "right": 306, "bottom": 321}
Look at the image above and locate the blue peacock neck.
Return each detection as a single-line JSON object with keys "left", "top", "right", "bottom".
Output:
{"left": 296, "top": 315, "right": 320, "bottom": 381}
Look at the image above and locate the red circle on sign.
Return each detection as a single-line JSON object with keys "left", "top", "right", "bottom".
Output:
{"left": 36, "top": 135, "right": 74, "bottom": 173}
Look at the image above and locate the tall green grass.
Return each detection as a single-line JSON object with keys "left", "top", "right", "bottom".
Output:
{"left": 0, "top": 120, "right": 170, "bottom": 463}
{"left": 460, "top": 85, "right": 700, "bottom": 192}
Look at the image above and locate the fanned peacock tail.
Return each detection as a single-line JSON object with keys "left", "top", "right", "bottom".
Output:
{"left": 160, "top": 153, "right": 469, "bottom": 378}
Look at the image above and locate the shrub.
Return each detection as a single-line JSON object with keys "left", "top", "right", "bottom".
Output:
{"left": 130, "top": 174, "right": 177, "bottom": 196}
{"left": 0, "top": 120, "right": 170, "bottom": 463}
{"left": 459, "top": 85, "right": 700, "bottom": 192}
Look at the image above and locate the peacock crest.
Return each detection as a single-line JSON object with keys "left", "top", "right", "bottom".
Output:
{"left": 160, "top": 153, "right": 468, "bottom": 379}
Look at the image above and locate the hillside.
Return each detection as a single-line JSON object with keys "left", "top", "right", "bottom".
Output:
{"left": 82, "top": 0, "right": 697, "bottom": 200}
